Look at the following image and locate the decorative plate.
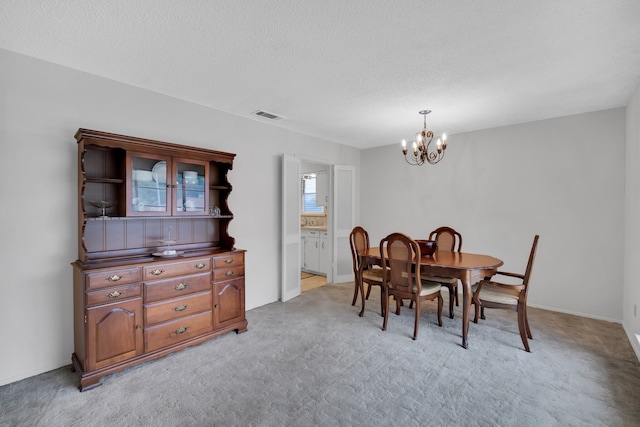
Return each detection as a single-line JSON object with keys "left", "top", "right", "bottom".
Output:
{"left": 152, "top": 161, "right": 167, "bottom": 184}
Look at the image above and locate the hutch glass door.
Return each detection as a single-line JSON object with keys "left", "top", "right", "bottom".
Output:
{"left": 173, "top": 158, "right": 208, "bottom": 216}
{"left": 127, "top": 152, "right": 171, "bottom": 216}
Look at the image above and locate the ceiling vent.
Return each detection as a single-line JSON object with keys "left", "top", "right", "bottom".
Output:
{"left": 252, "top": 110, "right": 282, "bottom": 120}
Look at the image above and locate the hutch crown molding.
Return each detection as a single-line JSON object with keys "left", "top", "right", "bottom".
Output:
{"left": 71, "top": 128, "right": 247, "bottom": 391}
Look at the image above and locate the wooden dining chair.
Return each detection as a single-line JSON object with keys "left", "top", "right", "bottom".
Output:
{"left": 472, "top": 235, "right": 539, "bottom": 352}
{"left": 422, "top": 226, "right": 463, "bottom": 319}
{"left": 349, "top": 226, "right": 387, "bottom": 317}
{"left": 380, "top": 232, "right": 443, "bottom": 340}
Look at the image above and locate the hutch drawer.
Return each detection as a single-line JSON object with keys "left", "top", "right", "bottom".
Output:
{"left": 86, "top": 283, "right": 142, "bottom": 307}
{"left": 86, "top": 267, "right": 142, "bottom": 290}
{"left": 213, "top": 265, "right": 244, "bottom": 282}
{"left": 144, "top": 272, "right": 211, "bottom": 303}
{"left": 143, "top": 257, "right": 211, "bottom": 280}
{"left": 144, "top": 311, "right": 213, "bottom": 353}
{"left": 213, "top": 253, "right": 244, "bottom": 268}
{"left": 144, "top": 290, "right": 212, "bottom": 325}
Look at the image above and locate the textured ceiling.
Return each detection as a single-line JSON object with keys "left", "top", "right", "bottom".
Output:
{"left": 1, "top": 0, "right": 640, "bottom": 149}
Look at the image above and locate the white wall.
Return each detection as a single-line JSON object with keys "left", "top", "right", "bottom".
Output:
{"left": 0, "top": 49, "right": 361, "bottom": 386}
{"left": 361, "top": 109, "right": 626, "bottom": 321}
{"left": 624, "top": 79, "right": 640, "bottom": 360}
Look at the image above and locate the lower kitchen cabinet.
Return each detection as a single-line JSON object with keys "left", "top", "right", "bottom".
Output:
{"left": 302, "top": 230, "right": 328, "bottom": 275}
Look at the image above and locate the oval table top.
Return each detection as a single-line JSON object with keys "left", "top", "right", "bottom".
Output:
{"left": 363, "top": 248, "right": 504, "bottom": 270}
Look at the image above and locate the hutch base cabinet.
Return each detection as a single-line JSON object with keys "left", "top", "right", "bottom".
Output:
{"left": 71, "top": 129, "right": 247, "bottom": 391}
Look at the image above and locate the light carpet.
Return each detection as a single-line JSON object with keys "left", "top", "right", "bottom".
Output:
{"left": 1, "top": 282, "right": 639, "bottom": 426}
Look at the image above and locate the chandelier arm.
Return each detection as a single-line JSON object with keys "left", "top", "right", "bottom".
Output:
{"left": 404, "top": 152, "right": 424, "bottom": 166}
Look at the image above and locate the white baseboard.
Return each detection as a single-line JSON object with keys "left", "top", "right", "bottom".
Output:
{"left": 621, "top": 322, "right": 640, "bottom": 363}
{"left": 527, "top": 303, "right": 621, "bottom": 324}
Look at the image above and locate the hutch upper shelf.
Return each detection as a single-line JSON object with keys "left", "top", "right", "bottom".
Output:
{"left": 75, "top": 128, "right": 236, "bottom": 264}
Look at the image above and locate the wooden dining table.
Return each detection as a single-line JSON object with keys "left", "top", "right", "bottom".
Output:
{"left": 360, "top": 248, "right": 503, "bottom": 349}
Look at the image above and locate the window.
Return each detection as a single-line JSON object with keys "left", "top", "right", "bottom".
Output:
{"left": 301, "top": 174, "right": 324, "bottom": 213}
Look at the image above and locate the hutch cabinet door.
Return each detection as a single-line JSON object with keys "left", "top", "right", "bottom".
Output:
{"left": 126, "top": 151, "right": 172, "bottom": 216}
{"left": 173, "top": 158, "right": 209, "bottom": 216}
{"left": 85, "top": 298, "right": 143, "bottom": 371}
{"left": 213, "top": 278, "right": 245, "bottom": 330}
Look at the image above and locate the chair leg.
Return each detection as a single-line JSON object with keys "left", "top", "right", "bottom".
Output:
{"left": 473, "top": 294, "right": 480, "bottom": 323}
{"left": 524, "top": 304, "right": 533, "bottom": 339}
{"left": 379, "top": 286, "right": 385, "bottom": 317}
{"left": 382, "top": 288, "right": 389, "bottom": 332}
{"left": 412, "top": 298, "right": 420, "bottom": 340}
{"left": 395, "top": 297, "right": 402, "bottom": 315}
{"left": 436, "top": 294, "right": 443, "bottom": 327}
{"left": 454, "top": 285, "right": 459, "bottom": 307}
{"left": 517, "top": 302, "right": 530, "bottom": 352}
{"left": 365, "top": 284, "right": 372, "bottom": 300}
{"left": 351, "top": 277, "right": 359, "bottom": 306}
{"left": 447, "top": 285, "right": 455, "bottom": 319}
{"left": 481, "top": 306, "right": 486, "bottom": 320}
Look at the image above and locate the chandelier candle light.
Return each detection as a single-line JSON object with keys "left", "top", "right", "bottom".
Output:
{"left": 401, "top": 110, "right": 447, "bottom": 165}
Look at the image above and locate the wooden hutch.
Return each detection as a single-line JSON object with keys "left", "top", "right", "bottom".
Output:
{"left": 71, "top": 129, "right": 247, "bottom": 391}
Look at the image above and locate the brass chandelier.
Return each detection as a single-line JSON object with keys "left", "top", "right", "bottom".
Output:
{"left": 401, "top": 110, "right": 447, "bottom": 165}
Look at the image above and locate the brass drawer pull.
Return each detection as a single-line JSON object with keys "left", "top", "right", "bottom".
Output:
{"left": 106, "top": 275, "right": 122, "bottom": 282}
{"left": 195, "top": 263, "right": 206, "bottom": 269}
{"left": 174, "top": 283, "right": 187, "bottom": 291}
{"left": 107, "top": 290, "right": 124, "bottom": 299}
{"left": 175, "top": 326, "right": 188, "bottom": 335}
{"left": 225, "top": 270, "right": 234, "bottom": 277}
{"left": 174, "top": 304, "right": 188, "bottom": 312}
{"left": 224, "top": 258, "right": 234, "bottom": 264}
{"left": 150, "top": 269, "right": 164, "bottom": 276}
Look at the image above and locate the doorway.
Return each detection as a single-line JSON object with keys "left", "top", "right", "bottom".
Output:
{"left": 300, "top": 161, "right": 330, "bottom": 292}
{"left": 281, "top": 155, "right": 354, "bottom": 302}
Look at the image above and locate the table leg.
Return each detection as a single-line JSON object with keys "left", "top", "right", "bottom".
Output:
{"left": 461, "top": 270, "right": 472, "bottom": 349}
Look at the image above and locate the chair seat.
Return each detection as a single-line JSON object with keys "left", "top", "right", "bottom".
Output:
{"left": 362, "top": 268, "right": 387, "bottom": 282}
{"left": 417, "top": 281, "right": 442, "bottom": 296}
{"left": 472, "top": 283, "right": 519, "bottom": 305}
{"left": 422, "top": 275, "right": 457, "bottom": 285}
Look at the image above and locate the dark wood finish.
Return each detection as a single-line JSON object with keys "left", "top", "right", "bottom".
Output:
{"left": 472, "top": 235, "right": 539, "bottom": 352}
{"left": 72, "top": 129, "right": 247, "bottom": 391}
{"left": 143, "top": 257, "right": 212, "bottom": 281}
{"left": 424, "top": 226, "right": 463, "bottom": 319}
{"left": 144, "top": 290, "right": 213, "bottom": 325}
{"left": 85, "top": 298, "right": 144, "bottom": 371}
{"left": 380, "top": 233, "right": 443, "bottom": 340}
{"left": 214, "top": 278, "right": 246, "bottom": 329}
{"left": 86, "top": 267, "right": 141, "bottom": 290}
{"left": 213, "top": 265, "right": 245, "bottom": 282}
{"left": 349, "top": 226, "right": 387, "bottom": 317}
{"left": 86, "top": 283, "right": 142, "bottom": 307}
{"left": 361, "top": 247, "right": 503, "bottom": 349}
{"left": 212, "top": 252, "right": 246, "bottom": 330}
{"left": 213, "top": 253, "right": 244, "bottom": 268}
{"left": 75, "top": 128, "right": 236, "bottom": 263}
{"left": 144, "top": 272, "right": 211, "bottom": 303}
{"left": 145, "top": 311, "right": 213, "bottom": 353}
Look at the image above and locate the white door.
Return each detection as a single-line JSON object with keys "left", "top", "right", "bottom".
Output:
{"left": 281, "top": 155, "right": 301, "bottom": 301}
{"left": 332, "top": 165, "right": 355, "bottom": 283}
